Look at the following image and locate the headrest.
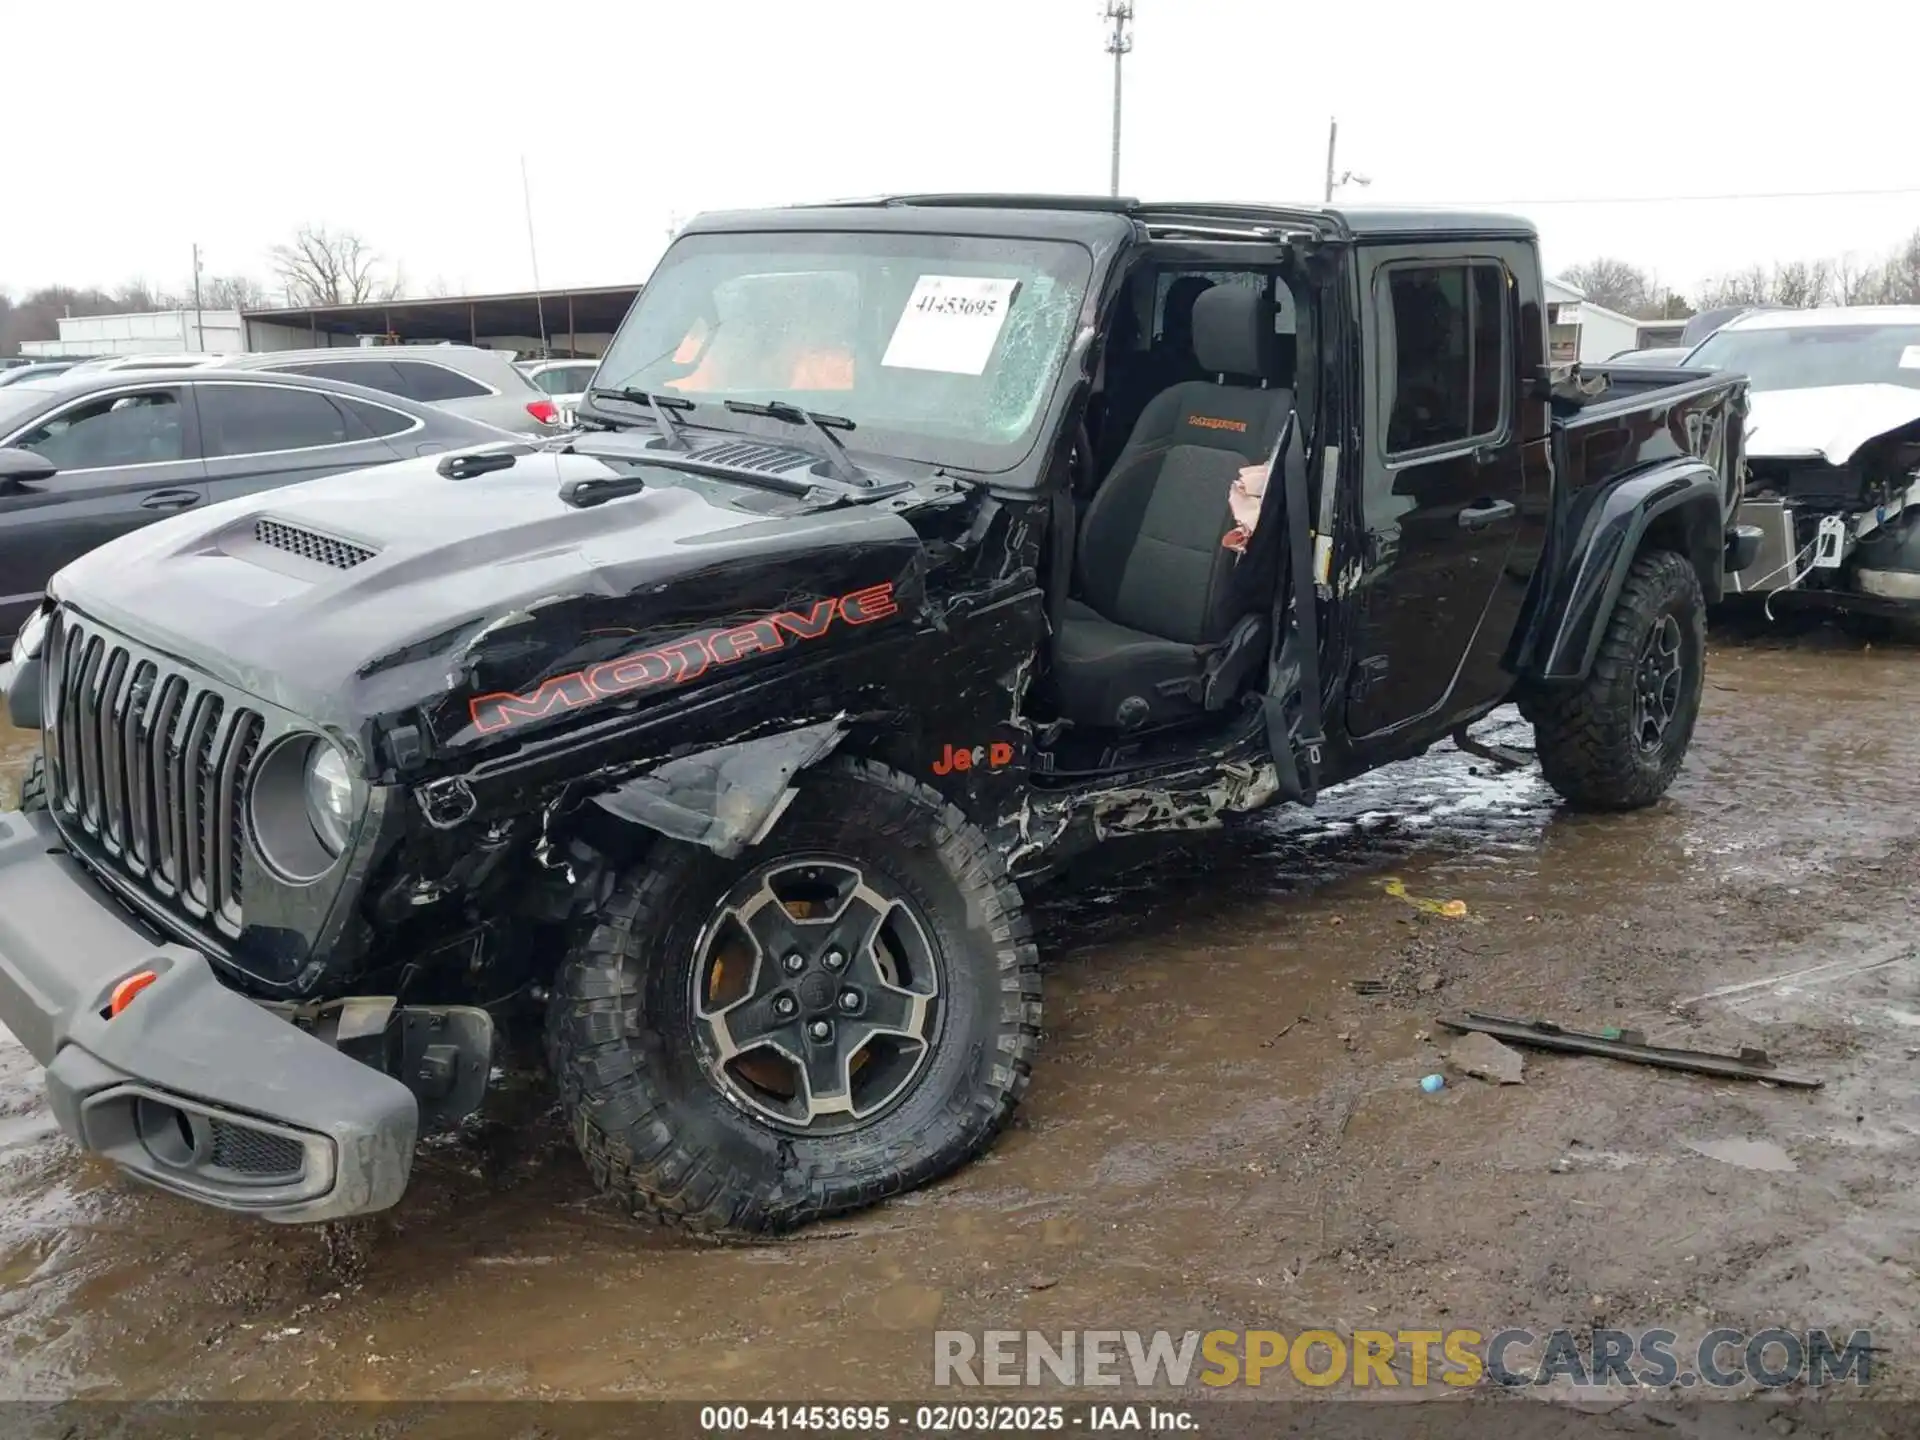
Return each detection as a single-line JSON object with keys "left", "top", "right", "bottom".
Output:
{"left": 1191, "top": 286, "right": 1273, "bottom": 380}
{"left": 1161, "top": 277, "right": 1214, "bottom": 336}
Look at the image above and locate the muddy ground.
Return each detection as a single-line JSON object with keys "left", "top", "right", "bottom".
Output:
{"left": 2, "top": 620, "right": 1918, "bottom": 1420}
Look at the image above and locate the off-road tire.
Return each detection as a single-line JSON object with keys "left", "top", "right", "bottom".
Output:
{"left": 545, "top": 758, "right": 1043, "bottom": 1235}
{"left": 1531, "top": 548, "right": 1706, "bottom": 811}
{"left": 17, "top": 754, "right": 45, "bottom": 813}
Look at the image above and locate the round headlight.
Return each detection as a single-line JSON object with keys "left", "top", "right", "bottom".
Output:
{"left": 11, "top": 606, "right": 50, "bottom": 664}
{"left": 250, "top": 735, "right": 360, "bottom": 882}
{"left": 303, "top": 742, "right": 355, "bottom": 856}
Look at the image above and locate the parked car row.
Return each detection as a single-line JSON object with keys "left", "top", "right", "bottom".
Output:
{"left": 230, "top": 346, "right": 565, "bottom": 433}
{"left": 0, "top": 367, "right": 513, "bottom": 641}
{"left": 0, "top": 344, "right": 611, "bottom": 644}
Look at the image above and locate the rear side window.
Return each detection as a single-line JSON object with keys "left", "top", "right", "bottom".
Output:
{"left": 337, "top": 396, "right": 417, "bottom": 439}
{"left": 279, "top": 358, "right": 406, "bottom": 396}
{"left": 390, "top": 361, "right": 490, "bottom": 401}
{"left": 1381, "top": 261, "right": 1509, "bottom": 456}
{"left": 534, "top": 364, "right": 594, "bottom": 395}
{"left": 198, "top": 383, "right": 349, "bottom": 456}
{"left": 15, "top": 389, "right": 185, "bottom": 468}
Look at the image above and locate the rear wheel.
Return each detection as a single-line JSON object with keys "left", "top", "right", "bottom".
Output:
{"left": 17, "top": 754, "right": 45, "bottom": 813}
{"left": 545, "top": 759, "right": 1042, "bottom": 1235}
{"left": 1531, "top": 548, "right": 1706, "bottom": 811}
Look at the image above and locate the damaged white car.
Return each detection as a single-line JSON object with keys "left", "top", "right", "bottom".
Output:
{"left": 1692, "top": 306, "right": 1920, "bottom": 617}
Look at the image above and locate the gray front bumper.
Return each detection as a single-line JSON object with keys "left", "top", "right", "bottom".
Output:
{"left": 0, "top": 806, "right": 418, "bottom": 1222}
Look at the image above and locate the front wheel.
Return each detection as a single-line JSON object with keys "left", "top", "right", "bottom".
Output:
{"left": 545, "top": 759, "right": 1042, "bottom": 1235}
{"left": 1530, "top": 548, "right": 1707, "bottom": 811}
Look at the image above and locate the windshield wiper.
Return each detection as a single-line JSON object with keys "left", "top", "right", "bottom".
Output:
{"left": 723, "top": 399, "right": 866, "bottom": 485}
{"left": 586, "top": 387, "right": 693, "bottom": 451}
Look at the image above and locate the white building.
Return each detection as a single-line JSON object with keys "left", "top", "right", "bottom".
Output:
{"left": 1543, "top": 278, "right": 1641, "bottom": 365}
{"left": 20, "top": 309, "right": 244, "bottom": 358}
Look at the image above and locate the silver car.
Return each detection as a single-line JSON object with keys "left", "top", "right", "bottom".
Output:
{"left": 517, "top": 357, "right": 599, "bottom": 425}
{"left": 222, "top": 345, "right": 562, "bottom": 435}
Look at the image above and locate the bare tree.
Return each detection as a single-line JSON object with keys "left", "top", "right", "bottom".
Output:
{"left": 1831, "top": 252, "right": 1882, "bottom": 306}
{"left": 1697, "top": 258, "right": 1835, "bottom": 310}
{"left": 200, "top": 273, "right": 269, "bottom": 310}
{"left": 269, "top": 224, "right": 402, "bottom": 306}
{"left": 1560, "top": 258, "right": 1659, "bottom": 318}
{"left": 1870, "top": 229, "right": 1920, "bottom": 304}
{"left": 113, "top": 278, "right": 182, "bottom": 312}
{"left": 1773, "top": 259, "right": 1832, "bottom": 308}
{"left": 1695, "top": 265, "right": 1771, "bottom": 310}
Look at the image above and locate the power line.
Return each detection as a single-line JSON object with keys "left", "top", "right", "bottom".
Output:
{"left": 1417, "top": 183, "right": 1920, "bottom": 208}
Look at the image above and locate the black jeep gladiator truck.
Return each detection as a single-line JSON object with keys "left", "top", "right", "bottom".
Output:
{"left": 0, "top": 196, "right": 1752, "bottom": 1232}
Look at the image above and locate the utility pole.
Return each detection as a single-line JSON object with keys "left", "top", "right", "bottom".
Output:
{"left": 520, "top": 155, "right": 550, "bottom": 354}
{"left": 1103, "top": 1, "right": 1134, "bottom": 198}
{"left": 1322, "top": 116, "right": 1371, "bottom": 204}
{"left": 190, "top": 242, "right": 205, "bottom": 352}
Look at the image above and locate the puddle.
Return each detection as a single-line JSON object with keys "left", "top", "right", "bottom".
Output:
{"left": 1682, "top": 1137, "right": 1799, "bottom": 1173}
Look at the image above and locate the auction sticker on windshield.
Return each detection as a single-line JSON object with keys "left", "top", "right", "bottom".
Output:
{"left": 882, "top": 275, "right": 1021, "bottom": 375}
{"left": 1900, "top": 345, "right": 1920, "bottom": 370}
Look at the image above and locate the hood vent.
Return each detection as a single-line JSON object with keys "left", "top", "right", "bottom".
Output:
{"left": 693, "top": 439, "right": 819, "bottom": 475}
{"left": 254, "top": 519, "right": 376, "bottom": 571}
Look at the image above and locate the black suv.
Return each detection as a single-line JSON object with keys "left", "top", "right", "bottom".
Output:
{"left": 0, "top": 197, "right": 1752, "bottom": 1232}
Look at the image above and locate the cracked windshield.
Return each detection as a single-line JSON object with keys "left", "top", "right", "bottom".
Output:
{"left": 593, "top": 232, "right": 1091, "bottom": 470}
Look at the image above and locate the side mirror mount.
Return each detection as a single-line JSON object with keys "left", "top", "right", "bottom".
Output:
{"left": 0, "top": 447, "right": 56, "bottom": 492}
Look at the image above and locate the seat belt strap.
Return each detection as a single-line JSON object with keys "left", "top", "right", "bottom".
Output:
{"left": 1281, "top": 413, "right": 1325, "bottom": 799}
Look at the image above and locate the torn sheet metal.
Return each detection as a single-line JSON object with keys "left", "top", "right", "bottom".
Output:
{"left": 591, "top": 717, "right": 848, "bottom": 859}
{"left": 1090, "top": 760, "right": 1281, "bottom": 841}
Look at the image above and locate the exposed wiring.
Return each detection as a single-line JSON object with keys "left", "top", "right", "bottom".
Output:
{"left": 1758, "top": 539, "right": 1818, "bottom": 622}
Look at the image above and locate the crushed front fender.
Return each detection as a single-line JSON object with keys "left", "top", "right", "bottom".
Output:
{"left": 590, "top": 717, "right": 848, "bottom": 858}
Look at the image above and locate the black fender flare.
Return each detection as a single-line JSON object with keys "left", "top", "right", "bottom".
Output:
{"left": 588, "top": 717, "right": 848, "bottom": 860}
{"left": 1532, "top": 459, "right": 1724, "bottom": 683}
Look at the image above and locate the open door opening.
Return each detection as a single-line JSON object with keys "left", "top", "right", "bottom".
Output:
{"left": 1028, "top": 263, "right": 1307, "bottom": 784}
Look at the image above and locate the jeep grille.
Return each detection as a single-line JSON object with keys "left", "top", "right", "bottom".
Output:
{"left": 46, "top": 616, "right": 267, "bottom": 937}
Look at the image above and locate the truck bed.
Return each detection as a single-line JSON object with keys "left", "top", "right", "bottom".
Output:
{"left": 1515, "top": 363, "right": 1749, "bottom": 677}
{"left": 1550, "top": 365, "right": 1746, "bottom": 515}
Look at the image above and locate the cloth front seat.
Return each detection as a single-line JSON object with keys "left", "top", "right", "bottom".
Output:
{"left": 1053, "top": 284, "right": 1293, "bottom": 731}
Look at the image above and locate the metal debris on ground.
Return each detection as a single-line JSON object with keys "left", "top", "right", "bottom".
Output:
{"left": 1258, "top": 1016, "right": 1306, "bottom": 1049}
{"left": 1447, "top": 1031, "right": 1527, "bottom": 1085}
{"left": 1350, "top": 978, "right": 1389, "bottom": 996}
{"left": 1382, "top": 877, "right": 1469, "bottom": 918}
{"left": 1439, "top": 1012, "right": 1823, "bottom": 1088}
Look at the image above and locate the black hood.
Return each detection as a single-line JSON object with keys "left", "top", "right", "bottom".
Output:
{"left": 52, "top": 444, "right": 928, "bottom": 761}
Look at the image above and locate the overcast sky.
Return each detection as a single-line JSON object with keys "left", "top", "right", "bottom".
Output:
{"left": 6, "top": 0, "right": 1917, "bottom": 303}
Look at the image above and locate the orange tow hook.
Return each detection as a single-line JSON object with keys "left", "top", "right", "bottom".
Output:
{"left": 108, "top": 970, "right": 158, "bottom": 1017}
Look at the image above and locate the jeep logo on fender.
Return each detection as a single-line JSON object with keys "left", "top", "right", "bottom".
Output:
{"left": 932, "top": 742, "right": 1015, "bottom": 775}
{"left": 468, "top": 581, "right": 898, "bottom": 735}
